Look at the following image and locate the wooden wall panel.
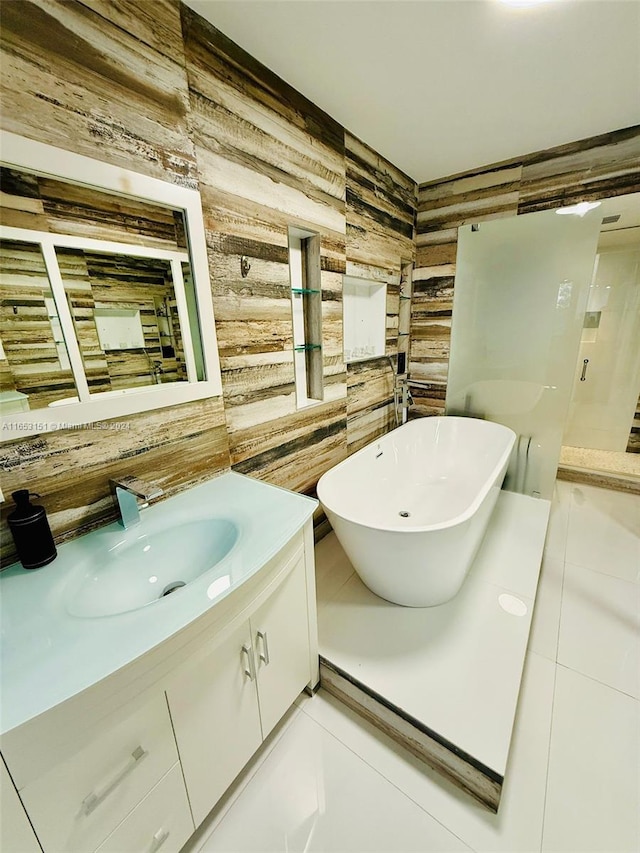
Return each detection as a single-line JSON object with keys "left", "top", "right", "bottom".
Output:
{"left": 346, "top": 358, "right": 396, "bottom": 454}
{"left": 409, "top": 267, "right": 454, "bottom": 409}
{"left": 346, "top": 132, "right": 416, "bottom": 278}
{"left": 412, "top": 126, "right": 640, "bottom": 435}
{"left": 416, "top": 165, "right": 522, "bottom": 260}
{"left": 0, "top": 397, "right": 230, "bottom": 564}
{"left": 181, "top": 6, "right": 349, "bottom": 490}
{"left": 0, "top": 0, "right": 416, "bottom": 563}
{"left": 0, "top": 0, "right": 197, "bottom": 186}
{"left": 344, "top": 133, "right": 417, "bottom": 452}
{"left": 0, "top": 0, "right": 231, "bottom": 565}
{"left": 518, "top": 128, "right": 640, "bottom": 214}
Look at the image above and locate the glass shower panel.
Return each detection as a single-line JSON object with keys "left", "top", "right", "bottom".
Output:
{"left": 446, "top": 208, "right": 602, "bottom": 499}
{"left": 563, "top": 246, "right": 640, "bottom": 451}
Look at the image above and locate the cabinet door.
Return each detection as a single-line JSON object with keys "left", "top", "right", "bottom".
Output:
{"left": 252, "top": 556, "right": 311, "bottom": 738}
{"left": 166, "top": 619, "right": 262, "bottom": 828}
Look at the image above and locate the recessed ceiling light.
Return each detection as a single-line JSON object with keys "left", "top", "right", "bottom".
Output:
{"left": 498, "top": 0, "right": 554, "bottom": 6}
{"left": 556, "top": 201, "right": 602, "bottom": 217}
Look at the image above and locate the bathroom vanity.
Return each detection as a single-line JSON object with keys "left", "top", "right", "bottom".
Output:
{"left": 0, "top": 473, "right": 318, "bottom": 853}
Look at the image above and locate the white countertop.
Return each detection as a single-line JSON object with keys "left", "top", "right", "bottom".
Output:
{"left": 0, "top": 472, "right": 317, "bottom": 735}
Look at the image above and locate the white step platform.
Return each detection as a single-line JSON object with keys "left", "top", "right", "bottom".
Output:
{"left": 316, "top": 490, "right": 550, "bottom": 812}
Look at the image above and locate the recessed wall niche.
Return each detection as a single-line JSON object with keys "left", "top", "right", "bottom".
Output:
{"left": 288, "top": 226, "right": 323, "bottom": 407}
{"left": 343, "top": 276, "right": 387, "bottom": 364}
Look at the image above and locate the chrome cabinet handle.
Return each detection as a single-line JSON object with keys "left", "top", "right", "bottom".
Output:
{"left": 150, "top": 828, "right": 170, "bottom": 852}
{"left": 580, "top": 358, "right": 589, "bottom": 381}
{"left": 257, "top": 630, "right": 270, "bottom": 666}
{"left": 241, "top": 643, "right": 256, "bottom": 681}
{"left": 81, "top": 745, "right": 148, "bottom": 816}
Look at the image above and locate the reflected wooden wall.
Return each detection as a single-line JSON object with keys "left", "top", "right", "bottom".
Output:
{"left": 628, "top": 395, "right": 640, "bottom": 454}
{"left": 0, "top": 240, "right": 77, "bottom": 408}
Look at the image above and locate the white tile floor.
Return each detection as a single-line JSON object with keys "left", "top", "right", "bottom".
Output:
{"left": 185, "top": 482, "right": 640, "bottom": 853}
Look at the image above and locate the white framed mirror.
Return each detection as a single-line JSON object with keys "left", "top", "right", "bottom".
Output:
{"left": 0, "top": 132, "right": 222, "bottom": 440}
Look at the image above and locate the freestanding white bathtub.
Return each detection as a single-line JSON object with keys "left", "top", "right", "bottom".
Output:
{"left": 317, "top": 416, "right": 516, "bottom": 607}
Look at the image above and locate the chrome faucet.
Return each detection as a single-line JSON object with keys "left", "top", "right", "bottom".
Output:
{"left": 110, "top": 476, "right": 164, "bottom": 529}
{"left": 393, "top": 377, "right": 413, "bottom": 426}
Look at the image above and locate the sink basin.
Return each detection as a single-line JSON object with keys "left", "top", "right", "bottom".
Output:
{"left": 65, "top": 518, "right": 239, "bottom": 618}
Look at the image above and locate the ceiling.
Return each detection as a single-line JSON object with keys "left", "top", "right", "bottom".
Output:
{"left": 184, "top": 0, "right": 640, "bottom": 185}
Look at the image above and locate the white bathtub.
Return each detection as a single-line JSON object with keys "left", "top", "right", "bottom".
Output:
{"left": 316, "top": 416, "right": 516, "bottom": 606}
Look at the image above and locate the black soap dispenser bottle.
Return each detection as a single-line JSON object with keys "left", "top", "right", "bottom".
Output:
{"left": 7, "top": 490, "right": 57, "bottom": 569}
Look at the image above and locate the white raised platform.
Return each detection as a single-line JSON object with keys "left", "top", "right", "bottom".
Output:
{"left": 315, "top": 490, "right": 550, "bottom": 810}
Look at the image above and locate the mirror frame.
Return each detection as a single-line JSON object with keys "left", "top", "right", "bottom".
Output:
{"left": 0, "top": 131, "right": 222, "bottom": 441}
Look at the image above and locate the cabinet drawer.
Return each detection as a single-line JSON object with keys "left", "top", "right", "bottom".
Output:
{"left": 95, "top": 763, "right": 193, "bottom": 853}
{"left": 20, "top": 694, "right": 177, "bottom": 853}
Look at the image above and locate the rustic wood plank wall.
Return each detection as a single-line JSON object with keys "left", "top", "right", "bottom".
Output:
{"left": 0, "top": 0, "right": 228, "bottom": 563}
{"left": 1, "top": 397, "right": 230, "bottom": 550}
{"left": 411, "top": 126, "right": 640, "bottom": 424}
{"left": 181, "top": 6, "right": 348, "bottom": 494}
{"left": 345, "top": 133, "right": 416, "bottom": 453}
{"left": 0, "top": 0, "right": 198, "bottom": 185}
{"left": 0, "top": 0, "right": 416, "bottom": 563}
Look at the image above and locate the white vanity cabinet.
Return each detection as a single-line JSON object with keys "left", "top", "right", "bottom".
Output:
{"left": 166, "top": 541, "right": 312, "bottom": 827}
{"left": 166, "top": 619, "right": 263, "bottom": 827}
{"left": 250, "top": 547, "right": 312, "bottom": 738}
{"left": 15, "top": 694, "right": 192, "bottom": 853}
{"left": 0, "top": 510, "right": 318, "bottom": 853}
{"left": 94, "top": 764, "right": 193, "bottom": 853}
{"left": 1, "top": 757, "right": 42, "bottom": 853}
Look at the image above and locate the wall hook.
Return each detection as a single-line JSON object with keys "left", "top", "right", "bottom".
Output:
{"left": 240, "top": 256, "right": 251, "bottom": 278}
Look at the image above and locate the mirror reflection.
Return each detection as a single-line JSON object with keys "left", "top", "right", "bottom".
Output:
{"left": 0, "top": 166, "right": 206, "bottom": 414}
{"left": 0, "top": 166, "right": 188, "bottom": 251}
{"left": 0, "top": 239, "right": 77, "bottom": 412}
{"left": 57, "top": 248, "right": 189, "bottom": 396}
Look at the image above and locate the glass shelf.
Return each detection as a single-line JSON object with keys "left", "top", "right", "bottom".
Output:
{"left": 291, "top": 288, "right": 321, "bottom": 295}
{"left": 294, "top": 344, "right": 322, "bottom": 352}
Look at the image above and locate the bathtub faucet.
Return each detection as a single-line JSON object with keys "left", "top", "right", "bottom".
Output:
{"left": 394, "top": 378, "right": 413, "bottom": 426}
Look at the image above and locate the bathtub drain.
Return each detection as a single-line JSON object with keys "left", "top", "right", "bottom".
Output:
{"left": 399, "top": 511, "right": 410, "bottom": 518}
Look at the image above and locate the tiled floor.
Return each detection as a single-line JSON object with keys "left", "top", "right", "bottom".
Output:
{"left": 185, "top": 482, "right": 640, "bottom": 853}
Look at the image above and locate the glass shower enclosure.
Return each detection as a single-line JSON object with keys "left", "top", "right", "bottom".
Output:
{"left": 446, "top": 207, "right": 602, "bottom": 500}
